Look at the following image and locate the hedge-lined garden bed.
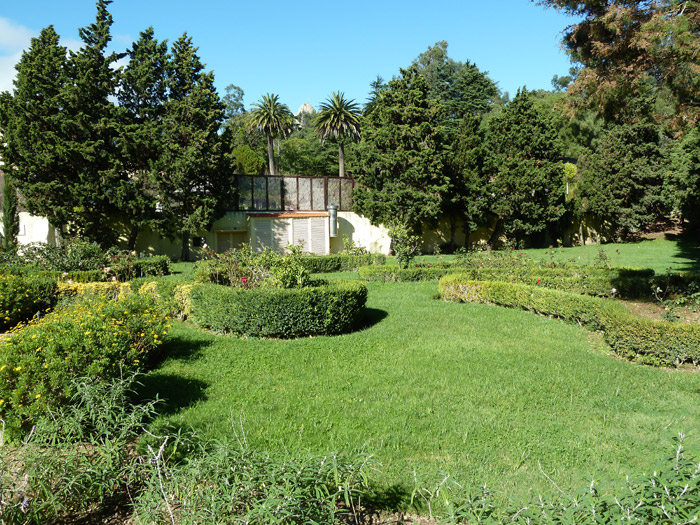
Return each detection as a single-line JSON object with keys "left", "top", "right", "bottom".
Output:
{"left": 440, "top": 274, "right": 700, "bottom": 367}
{"left": 187, "top": 281, "right": 368, "bottom": 338}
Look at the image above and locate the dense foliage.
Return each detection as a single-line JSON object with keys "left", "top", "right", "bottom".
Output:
{"left": 0, "top": 2, "right": 230, "bottom": 253}
{"left": 0, "top": 292, "right": 168, "bottom": 432}
{"left": 188, "top": 280, "right": 368, "bottom": 338}
{"left": 354, "top": 66, "right": 450, "bottom": 234}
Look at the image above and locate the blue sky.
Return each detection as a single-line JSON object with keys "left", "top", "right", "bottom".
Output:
{"left": 0, "top": 1, "right": 579, "bottom": 113}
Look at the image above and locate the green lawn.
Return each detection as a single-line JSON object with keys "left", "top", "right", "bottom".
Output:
{"left": 379, "top": 234, "right": 700, "bottom": 275}
{"left": 143, "top": 277, "right": 700, "bottom": 507}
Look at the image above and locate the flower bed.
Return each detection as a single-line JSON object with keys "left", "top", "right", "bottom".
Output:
{"left": 0, "top": 292, "right": 169, "bottom": 431}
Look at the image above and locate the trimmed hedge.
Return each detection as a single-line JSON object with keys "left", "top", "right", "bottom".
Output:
{"left": 0, "top": 273, "right": 57, "bottom": 331}
{"left": 357, "top": 265, "right": 454, "bottom": 282}
{"left": 439, "top": 273, "right": 700, "bottom": 367}
{"left": 300, "top": 253, "right": 386, "bottom": 273}
{"left": 188, "top": 281, "right": 367, "bottom": 338}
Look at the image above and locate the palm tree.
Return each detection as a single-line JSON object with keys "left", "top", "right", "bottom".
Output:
{"left": 315, "top": 92, "right": 361, "bottom": 177}
{"left": 247, "top": 93, "right": 294, "bottom": 175}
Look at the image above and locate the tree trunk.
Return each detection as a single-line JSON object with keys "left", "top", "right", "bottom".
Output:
{"left": 181, "top": 232, "right": 190, "bottom": 262}
{"left": 449, "top": 214, "right": 457, "bottom": 247}
{"left": 267, "top": 134, "right": 276, "bottom": 175}
{"left": 339, "top": 143, "right": 345, "bottom": 177}
{"left": 487, "top": 219, "right": 504, "bottom": 250}
{"left": 579, "top": 218, "right": 585, "bottom": 246}
{"left": 127, "top": 225, "right": 139, "bottom": 251}
{"left": 464, "top": 229, "right": 471, "bottom": 250}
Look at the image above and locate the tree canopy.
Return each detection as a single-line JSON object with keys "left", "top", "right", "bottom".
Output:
{"left": 354, "top": 66, "right": 451, "bottom": 233}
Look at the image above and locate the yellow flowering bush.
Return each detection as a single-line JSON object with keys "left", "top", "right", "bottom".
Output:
{"left": 0, "top": 272, "right": 57, "bottom": 331}
{"left": 57, "top": 281, "right": 132, "bottom": 300}
{"left": 0, "top": 293, "right": 169, "bottom": 431}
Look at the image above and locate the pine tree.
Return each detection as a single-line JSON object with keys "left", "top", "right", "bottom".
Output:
{"left": 354, "top": 66, "right": 450, "bottom": 233}
{"left": 484, "top": 89, "right": 565, "bottom": 246}
{"left": 578, "top": 119, "right": 668, "bottom": 240}
{"left": 155, "top": 33, "right": 229, "bottom": 261}
{"left": 445, "top": 113, "right": 491, "bottom": 248}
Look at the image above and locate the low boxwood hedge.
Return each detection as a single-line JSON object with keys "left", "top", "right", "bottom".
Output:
{"left": 188, "top": 281, "right": 367, "bottom": 338}
{"left": 439, "top": 273, "right": 700, "bottom": 367}
{"left": 357, "top": 265, "right": 454, "bottom": 282}
{"left": 301, "top": 254, "right": 386, "bottom": 273}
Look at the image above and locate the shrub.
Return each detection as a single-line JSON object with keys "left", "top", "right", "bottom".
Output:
{"left": 0, "top": 272, "right": 57, "bottom": 331}
{"left": 57, "top": 281, "right": 132, "bottom": 300}
{"left": 388, "top": 222, "right": 420, "bottom": 269}
{"left": 439, "top": 274, "right": 700, "bottom": 367}
{"left": 174, "top": 283, "right": 196, "bottom": 319}
{"left": 194, "top": 244, "right": 311, "bottom": 289}
{"left": 0, "top": 293, "right": 169, "bottom": 431}
{"left": 358, "top": 265, "right": 455, "bottom": 282}
{"left": 109, "top": 254, "right": 172, "bottom": 281}
{"left": 1, "top": 239, "right": 108, "bottom": 271}
{"left": 301, "top": 253, "right": 386, "bottom": 273}
{"left": 0, "top": 374, "right": 159, "bottom": 522}
{"left": 188, "top": 281, "right": 367, "bottom": 338}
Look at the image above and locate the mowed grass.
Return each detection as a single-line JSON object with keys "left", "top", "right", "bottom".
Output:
{"left": 144, "top": 279, "right": 700, "bottom": 504}
{"left": 408, "top": 234, "right": 700, "bottom": 274}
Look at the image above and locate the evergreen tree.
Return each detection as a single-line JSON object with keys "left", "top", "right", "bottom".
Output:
{"left": 53, "top": 0, "right": 121, "bottom": 244}
{"left": 1, "top": 173, "right": 19, "bottom": 251}
{"left": 115, "top": 26, "right": 170, "bottom": 249}
{"left": 578, "top": 119, "right": 668, "bottom": 239}
{"left": 445, "top": 113, "right": 491, "bottom": 248}
{"left": 484, "top": 89, "right": 565, "bottom": 246}
{"left": 155, "top": 33, "right": 228, "bottom": 261}
{"left": 667, "top": 124, "right": 700, "bottom": 228}
{"left": 2, "top": 27, "right": 74, "bottom": 234}
{"left": 354, "top": 66, "right": 450, "bottom": 233}
{"left": 412, "top": 41, "right": 499, "bottom": 128}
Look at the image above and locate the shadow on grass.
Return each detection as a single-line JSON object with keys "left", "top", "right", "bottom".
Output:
{"left": 666, "top": 231, "right": 700, "bottom": 273}
{"left": 137, "top": 372, "right": 208, "bottom": 416}
{"left": 159, "top": 332, "right": 212, "bottom": 362}
{"left": 361, "top": 483, "right": 413, "bottom": 515}
{"left": 355, "top": 307, "right": 389, "bottom": 331}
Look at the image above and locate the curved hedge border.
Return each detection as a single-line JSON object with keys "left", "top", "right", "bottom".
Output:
{"left": 188, "top": 281, "right": 367, "bottom": 338}
{"left": 439, "top": 273, "right": 700, "bottom": 367}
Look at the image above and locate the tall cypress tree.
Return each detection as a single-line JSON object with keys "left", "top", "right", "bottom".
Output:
{"left": 484, "top": 89, "right": 565, "bottom": 246}
{"left": 155, "top": 33, "right": 228, "bottom": 261}
{"left": 61, "top": 0, "right": 120, "bottom": 244}
{"left": 2, "top": 27, "right": 73, "bottom": 233}
{"left": 354, "top": 66, "right": 451, "bottom": 234}
{"left": 115, "top": 26, "right": 170, "bottom": 249}
{"left": 1, "top": 173, "right": 19, "bottom": 251}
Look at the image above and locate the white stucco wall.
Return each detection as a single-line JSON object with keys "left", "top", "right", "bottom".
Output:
{"left": 2, "top": 212, "right": 57, "bottom": 246}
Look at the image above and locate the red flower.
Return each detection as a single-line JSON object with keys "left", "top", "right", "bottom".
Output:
{"left": 241, "top": 277, "right": 247, "bottom": 284}
{"left": 536, "top": 278, "right": 541, "bottom": 284}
